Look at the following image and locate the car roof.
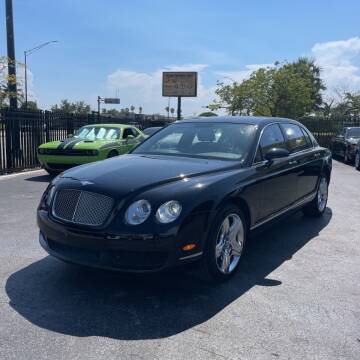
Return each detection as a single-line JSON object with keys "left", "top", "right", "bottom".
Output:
{"left": 178, "top": 116, "right": 302, "bottom": 127}
{"left": 82, "top": 123, "right": 132, "bottom": 129}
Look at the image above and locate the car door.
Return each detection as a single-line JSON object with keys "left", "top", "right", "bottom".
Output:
{"left": 280, "top": 123, "right": 321, "bottom": 201}
{"left": 251, "top": 123, "right": 299, "bottom": 223}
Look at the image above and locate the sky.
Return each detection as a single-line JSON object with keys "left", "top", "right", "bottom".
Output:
{"left": 1, "top": 0, "right": 360, "bottom": 116}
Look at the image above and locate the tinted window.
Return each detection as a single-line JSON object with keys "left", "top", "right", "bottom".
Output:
{"left": 346, "top": 128, "right": 360, "bottom": 138}
{"left": 255, "top": 124, "right": 287, "bottom": 162}
{"left": 133, "top": 122, "right": 257, "bottom": 161}
{"left": 281, "top": 123, "right": 309, "bottom": 152}
{"left": 301, "top": 127, "right": 313, "bottom": 147}
{"left": 123, "top": 127, "right": 138, "bottom": 139}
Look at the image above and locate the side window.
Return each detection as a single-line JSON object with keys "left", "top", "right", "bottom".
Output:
{"left": 255, "top": 124, "right": 287, "bottom": 162}
{"left": 123, "top": 127, "right": 136, "bottom": 139}
{"left": 281, "top": 123, "right": 309, "bottom": 153}
{"left": 300, "top": 127, "right": 313, "bottom": 148}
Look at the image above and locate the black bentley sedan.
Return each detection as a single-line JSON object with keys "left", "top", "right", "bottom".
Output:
{"left": 37, "top": 116, "right": 332, "bottom": 281}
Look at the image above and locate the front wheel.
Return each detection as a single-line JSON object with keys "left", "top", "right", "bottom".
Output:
{"left": 355, "top": 152, "right": 360, "bottom": 171}
{"left": 107, "top": 150, "right": 119, "bottom": 158}
{"left": 302, "top": 176, "right": 328, "bottom": 217}
{"left": 202, "top": 205, "right": 247, "bottom": 282}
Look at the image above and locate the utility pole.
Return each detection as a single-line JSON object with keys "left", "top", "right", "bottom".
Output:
{"left": 177, "top": 96, "right": 181, "bottom": 120}
{"left": 5, "top": 0, "right": 17, "bottom": 109}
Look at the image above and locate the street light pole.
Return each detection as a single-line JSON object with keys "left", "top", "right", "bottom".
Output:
{"left": 24, "top": 40, "right": 58, "bottom": 108}
{"left": 24, "top": 50, "right": 27, "bottom": 106}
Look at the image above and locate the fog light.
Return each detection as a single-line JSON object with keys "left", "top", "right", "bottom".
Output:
{"left": 182, "top": 243, "right": 196, "bottom": 251}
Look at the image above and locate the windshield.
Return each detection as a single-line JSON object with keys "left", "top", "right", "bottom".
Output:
{"left": 347, "top": 128, "right": 360, "bottom": 138}
{"left": 132, "top": 122, "right": 256, "bottom": 161}
{"left": 74, "top": 126, "right": 120, "bottom": 141}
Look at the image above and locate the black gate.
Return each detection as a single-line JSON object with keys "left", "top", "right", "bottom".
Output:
{"left": 0, "top": 109, "right": 171, "bottom": 174}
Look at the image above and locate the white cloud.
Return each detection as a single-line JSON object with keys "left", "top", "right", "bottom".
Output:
{"left": 311, "top": 37, "right": 360, "bottom": 97}
{"left": 106, "top": 64, "right": 215, "bottom": 117}
{"left": 215, "top": 64, "right": 273, "bottom": 84}
{"left": 105, "top": 38, "right": 360, "bottom": 116}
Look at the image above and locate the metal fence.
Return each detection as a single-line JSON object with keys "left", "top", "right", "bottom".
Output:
{"left": 1, "top": 110, "right": 360, "bottom": 175}
{"left": 0, "top": 108, "right": 172, "bottom": 174}
{"left": 298, "top": 115, "right": 360, "bottom": 148}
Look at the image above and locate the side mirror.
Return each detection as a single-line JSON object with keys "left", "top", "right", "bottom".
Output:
{"left": 265, "top": 147, "right": 290, "bottom": 161}
{"left": 126, "top": 134, "right": 134, "bottom": 140}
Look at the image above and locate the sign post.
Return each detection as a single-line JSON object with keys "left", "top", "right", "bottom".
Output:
{"left": 162, "top": 72, "right": 197, "bottom": 120}
{"left": 97, "top": 97, "right": 120, "bottom": 120}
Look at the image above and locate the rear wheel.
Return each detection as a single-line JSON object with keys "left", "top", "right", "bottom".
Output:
{"left": 355, "top": 152, "right": 360, "bottom": 171}
{"left": 107, "top": 150, "right": 118, "bottom": 158}
{"left": 202, "top": 205, "right": 247, "bottom": 282}
{"left": 302, "top": 176, "right": 328, "bottom": 217}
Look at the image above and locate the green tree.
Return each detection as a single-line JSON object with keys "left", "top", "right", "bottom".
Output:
{"left": 138, "top": 106, "right": 143, "bottom": 114}
{"left": 102, "top": 108, "right": 121, "bottom": 117}
{"left": 332, "top": 92, "right": 360, "bottom": 116}
{"left": 199, "top": 111, "right": 218, "bottom": 117}
{"left": 130, "top": 105, "right": 135, "bottom": 113}
{"left": 214, "top": 58, "right": 325, "bottom": 118}
{"left": 170, "top": 107, "right": 175, "bottom": 117}
{"left": 20, "top": 101, "right": 38, "bottom": 110}
{"left": 51, "top": 99, "right": 91, "bottom": 114}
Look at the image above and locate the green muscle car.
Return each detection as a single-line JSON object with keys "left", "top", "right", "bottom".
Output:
{"left": 37, "top": 124, "right": 146, "bottom": 174}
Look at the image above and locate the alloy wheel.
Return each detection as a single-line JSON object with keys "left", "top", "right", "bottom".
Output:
{"left": 215, "top": 213, "right": 244, "bottom": 274}
{"left": 317, "top": 177, "right": 328, "bottom": 212}
{"left": 355, "top": 153, "right": 360, "bottom": 170}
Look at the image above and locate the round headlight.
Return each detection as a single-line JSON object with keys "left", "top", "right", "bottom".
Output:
{"left": 156, "top": 200, "right": 182, "bottom": 223}
{"left": 125, "top": 199, "right": 152, "bottom": 225}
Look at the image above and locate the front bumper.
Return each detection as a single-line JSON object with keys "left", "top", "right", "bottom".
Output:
{"left": 37, "top": 210, "right": 204, "bottom": 272}
{"left": 38, "top": 154, "right": 105, "bottom": 172}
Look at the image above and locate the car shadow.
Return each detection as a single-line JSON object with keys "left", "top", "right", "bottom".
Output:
{"left": 25, "top": 174, "right": 55, "bottom": 182}
{"left": 5, "top": 208, "right": 332, "bottom": 340}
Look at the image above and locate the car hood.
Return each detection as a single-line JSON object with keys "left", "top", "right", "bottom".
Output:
{"left": 347, "top": 137, "right": 360, "bottom": 145}
{"left": 60, "top": 154, "right": 240, "bottom": 196}
{"left": 39, "top": 138, "right": 115, "bottom": 150}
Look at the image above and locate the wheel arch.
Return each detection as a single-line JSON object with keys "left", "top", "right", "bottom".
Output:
{"left": 213, "top": 194, "right": 252, "bottom": 232}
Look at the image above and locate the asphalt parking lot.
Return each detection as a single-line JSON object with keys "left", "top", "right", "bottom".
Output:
{"left": 0, "top": 160, "right": 359, "bottom": 360}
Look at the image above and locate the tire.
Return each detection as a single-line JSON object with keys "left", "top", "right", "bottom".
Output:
{"left": 107, "top": 150, "right": 118, "bottom": 158}
{"left": 201, "top": 204, "right": 247, "bottom": 283}
{"left": 355, "top": 152, "right": 360, "bottom": 171}
{"left": 302, "top": 176, "right": 328, "bottom": 217}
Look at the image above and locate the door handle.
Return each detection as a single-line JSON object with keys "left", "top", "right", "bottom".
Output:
{"left": 314, "top": 152, "right": 321, "bottom": 158}
{"left": 289, "top": 160, "right": 298, "bottom": 165}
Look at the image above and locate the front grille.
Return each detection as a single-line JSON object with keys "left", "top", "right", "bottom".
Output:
{"left": 40, "top": 149, "right": 95, "bottom": 156}
{"left": 52, "top": 189, "right": 114, "bottom": 226}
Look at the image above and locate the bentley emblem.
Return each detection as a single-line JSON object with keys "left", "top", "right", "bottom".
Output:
{"left": 80, "top": 180, "right": 94, "bottom": 186}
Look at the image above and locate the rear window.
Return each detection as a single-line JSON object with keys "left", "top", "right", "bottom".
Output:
{"left": 281, "top": 123, "right": 310, "bottom": 152}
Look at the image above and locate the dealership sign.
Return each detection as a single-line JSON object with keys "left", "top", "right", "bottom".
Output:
{"left": 104, "top": 98, "right": 120, "bottom": 104}
{"left": 162, "top": 72, "right": 198, "bottom": 97}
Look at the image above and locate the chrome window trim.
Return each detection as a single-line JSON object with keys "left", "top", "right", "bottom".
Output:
{"left": 252, "top": 121, "right": 316, "bottom": 166}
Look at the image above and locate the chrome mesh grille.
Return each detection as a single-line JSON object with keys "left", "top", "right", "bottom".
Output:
{"left": 52, "top": 189, "right": 114, "bottom": 226}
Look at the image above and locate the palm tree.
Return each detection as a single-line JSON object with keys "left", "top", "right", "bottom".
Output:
{"left": 130, "top": 105, "right": 135, "bottom": 113}
{"left": 165, "top": 106, "right": 170, "bottom": 119}
{"left": 138, "top": 106, "right": 143, "bottom": 114}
